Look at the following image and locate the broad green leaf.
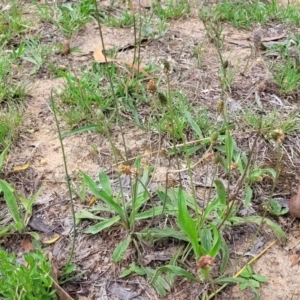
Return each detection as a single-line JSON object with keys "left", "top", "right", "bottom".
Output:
{"left": 203, "top": 198, "right": 221, "bottom": 220}
{"left": 0, "top": 225, "right": 15, "bottom": 237}
{"left": 144, "top": 267, "right": 170, "bottom": 297}
{"left": 82, "top": 172, "right": 125, "bottom": 220}
{"left": 225, "top": 129, "right": 233, "bottom": 168}
{"left": 89, "top": 205, "right": 112, "bottom": 213}
{"left": 0, "top": 145, "right": 9, "bottom": 171}
{"left": 99, "top": 171, "right": 113, "bottom": 198}
{"left": 209, "top": 224, "right": 221, "bottom": 257}
{"left": 248, "top": 279, "right": 260, "bottom": 288}
{"left": 219, "top": 237, "right": 229, "bottom": 273}
{"left": 244, "top": 186, "right": 252, "bottom": 207}
{"left": 112, "top": 235, "right": 131, "bottom": 263}
{"left": 177, "top": 188, "right": 200, "bottom": 257}
{"left": 137, "top": 227, "right": 189, "bottom": 243}
{"left": 214, "top": 277, "right": 247, "bottom": 284}
{"left": 214, "top": 180, "right": 227, "bottom": 205}
{"left": 252, "top": 274, "right": 267, "bottom": 283}
{"left": 135, "top": 206, "right": 172, "bottom": 220}
{"left": 240, "top": 266, "right": 252, "bottom": 278}
{"left": 0, "top": 180, "right": 23, "bottom": 231}
{"left": 240, "top": 282, "right": 251, "bottom": 290}
{"left": 120, "top": 262, "right": 146, "bottom": 278}
{"left": 201, "top": 228, "right": 212, "bottom": 253}
{"left": 75, "top": 211, "right": 104, "bottom": 220}
{"left": 84, "top": 215, "right": 120, "bottom": 234}
{"left": 184, "top": 110, "right": 203, "bottom": 138}
{"left": 152, "top": 265, "right": 201, "bottom": 284}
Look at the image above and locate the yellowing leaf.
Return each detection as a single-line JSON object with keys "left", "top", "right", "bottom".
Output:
{"left": 43, "top": 234, "right": 60, "bottom": 244}
{"left": 14, "top": 163, "right": 29, "bottom": 171}
{"left": 88, "top": 196, "right": 98, "bottom": 207}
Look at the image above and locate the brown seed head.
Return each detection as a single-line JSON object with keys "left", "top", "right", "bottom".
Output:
{"left": 118, "top": 164, "right": 139, "bottom": 176}
{"left": 147, "top": 79, "right": 157, "bottom": 94}
{"left": 217, "top": 100, "right": 224, "bottom": 113}
{"left": 270, "top": 129, "right": 285, "bottom": 144}
{"left": 61, "top": 40, "right": 70, "bottom": 55}
{"left": 197, "top": 255, "right": 214, "bottom": 269}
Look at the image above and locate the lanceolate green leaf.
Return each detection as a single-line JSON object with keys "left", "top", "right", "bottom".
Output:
{"left": 225, "top": 129, "right": 233, "bottom": 169}
{"left": 0, "top": 145, "right": 9, "bottom": 172}
{"left": 135, "top": 206, "right": 175, "bottom": 221}
{"left": 215, "top": 180, "right": 227, "bottom": 205}
{"left": 220, "top": 236, "right": 229, "bottom": 273}
{"left": 84, "top": 215, "right": 120, "bottom": 234}
{"left": 0, "top": 180, "right": 23, "bottom": 232}
{"left": 209, "top": 224, "right": 221, "bottom": 257}
{"left": 244, "top": 216, "right": 286, "bottom": 244}
{"left": 82, "top": 172, "right": 126, "bottom": 221}
{"left": 99, "top": 171, "right": 113, "bottom": 198}
{"left": 201, "top": 228, "right": 212, "bottom": 253}
{"left": 184, "top": 110, "right": 203, "bottom": 138}
{"left": 177, "top": 188, "right": 200, "bottom": 257}
{"left": 112, "top": 235, "right": 131, "bottom": 263}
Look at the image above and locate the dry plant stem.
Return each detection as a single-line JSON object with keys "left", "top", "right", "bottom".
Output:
{"left": 93, "top": 0, "right": 129, "bottom": 162}
{"left": 168, "top": 144, "right": 213, "bottom": 174}
{"left": 51, "top": 93, "right": 76, "bottom": 266}
{"left": 93, "top": 0, "right": 130, "bottom": 225}
{"left": 166, "top": 72, "right": 182, "bottom": 186}
{"left": 208, "top": 240, "right": 277, "bottom": 299}
{"left": 114, "top": 137, "right": 211, "bottom": 166}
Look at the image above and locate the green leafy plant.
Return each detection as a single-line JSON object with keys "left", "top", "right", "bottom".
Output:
{"left": 76, "top": 158, "right": 175, "bottom": 262}
{"left": 34, "top": 0, "right": 95, "bottom": 37}
{"left": 0, "top": 248, "right": 57, "bottom": 299}
{"left": 0, "top": 0, "right": 30, "bottom": 44}
{"left": 0, "top": 146, "right": 40, "bottom": 237}
{"left": 264, "top": 198, "right": 289, "bottom": 216}
{"left": 215, "top": 265, "right": 267, "bottom": 300}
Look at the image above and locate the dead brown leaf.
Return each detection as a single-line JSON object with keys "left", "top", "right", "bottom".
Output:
{"left": 93, "top": 45, "right": 151, "bottom": 78}
{"left": 21, "top": 236, "right": 34, "bottom": 253}
{"left": 290, "top": 253, "right": 300, "bottom": 266}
